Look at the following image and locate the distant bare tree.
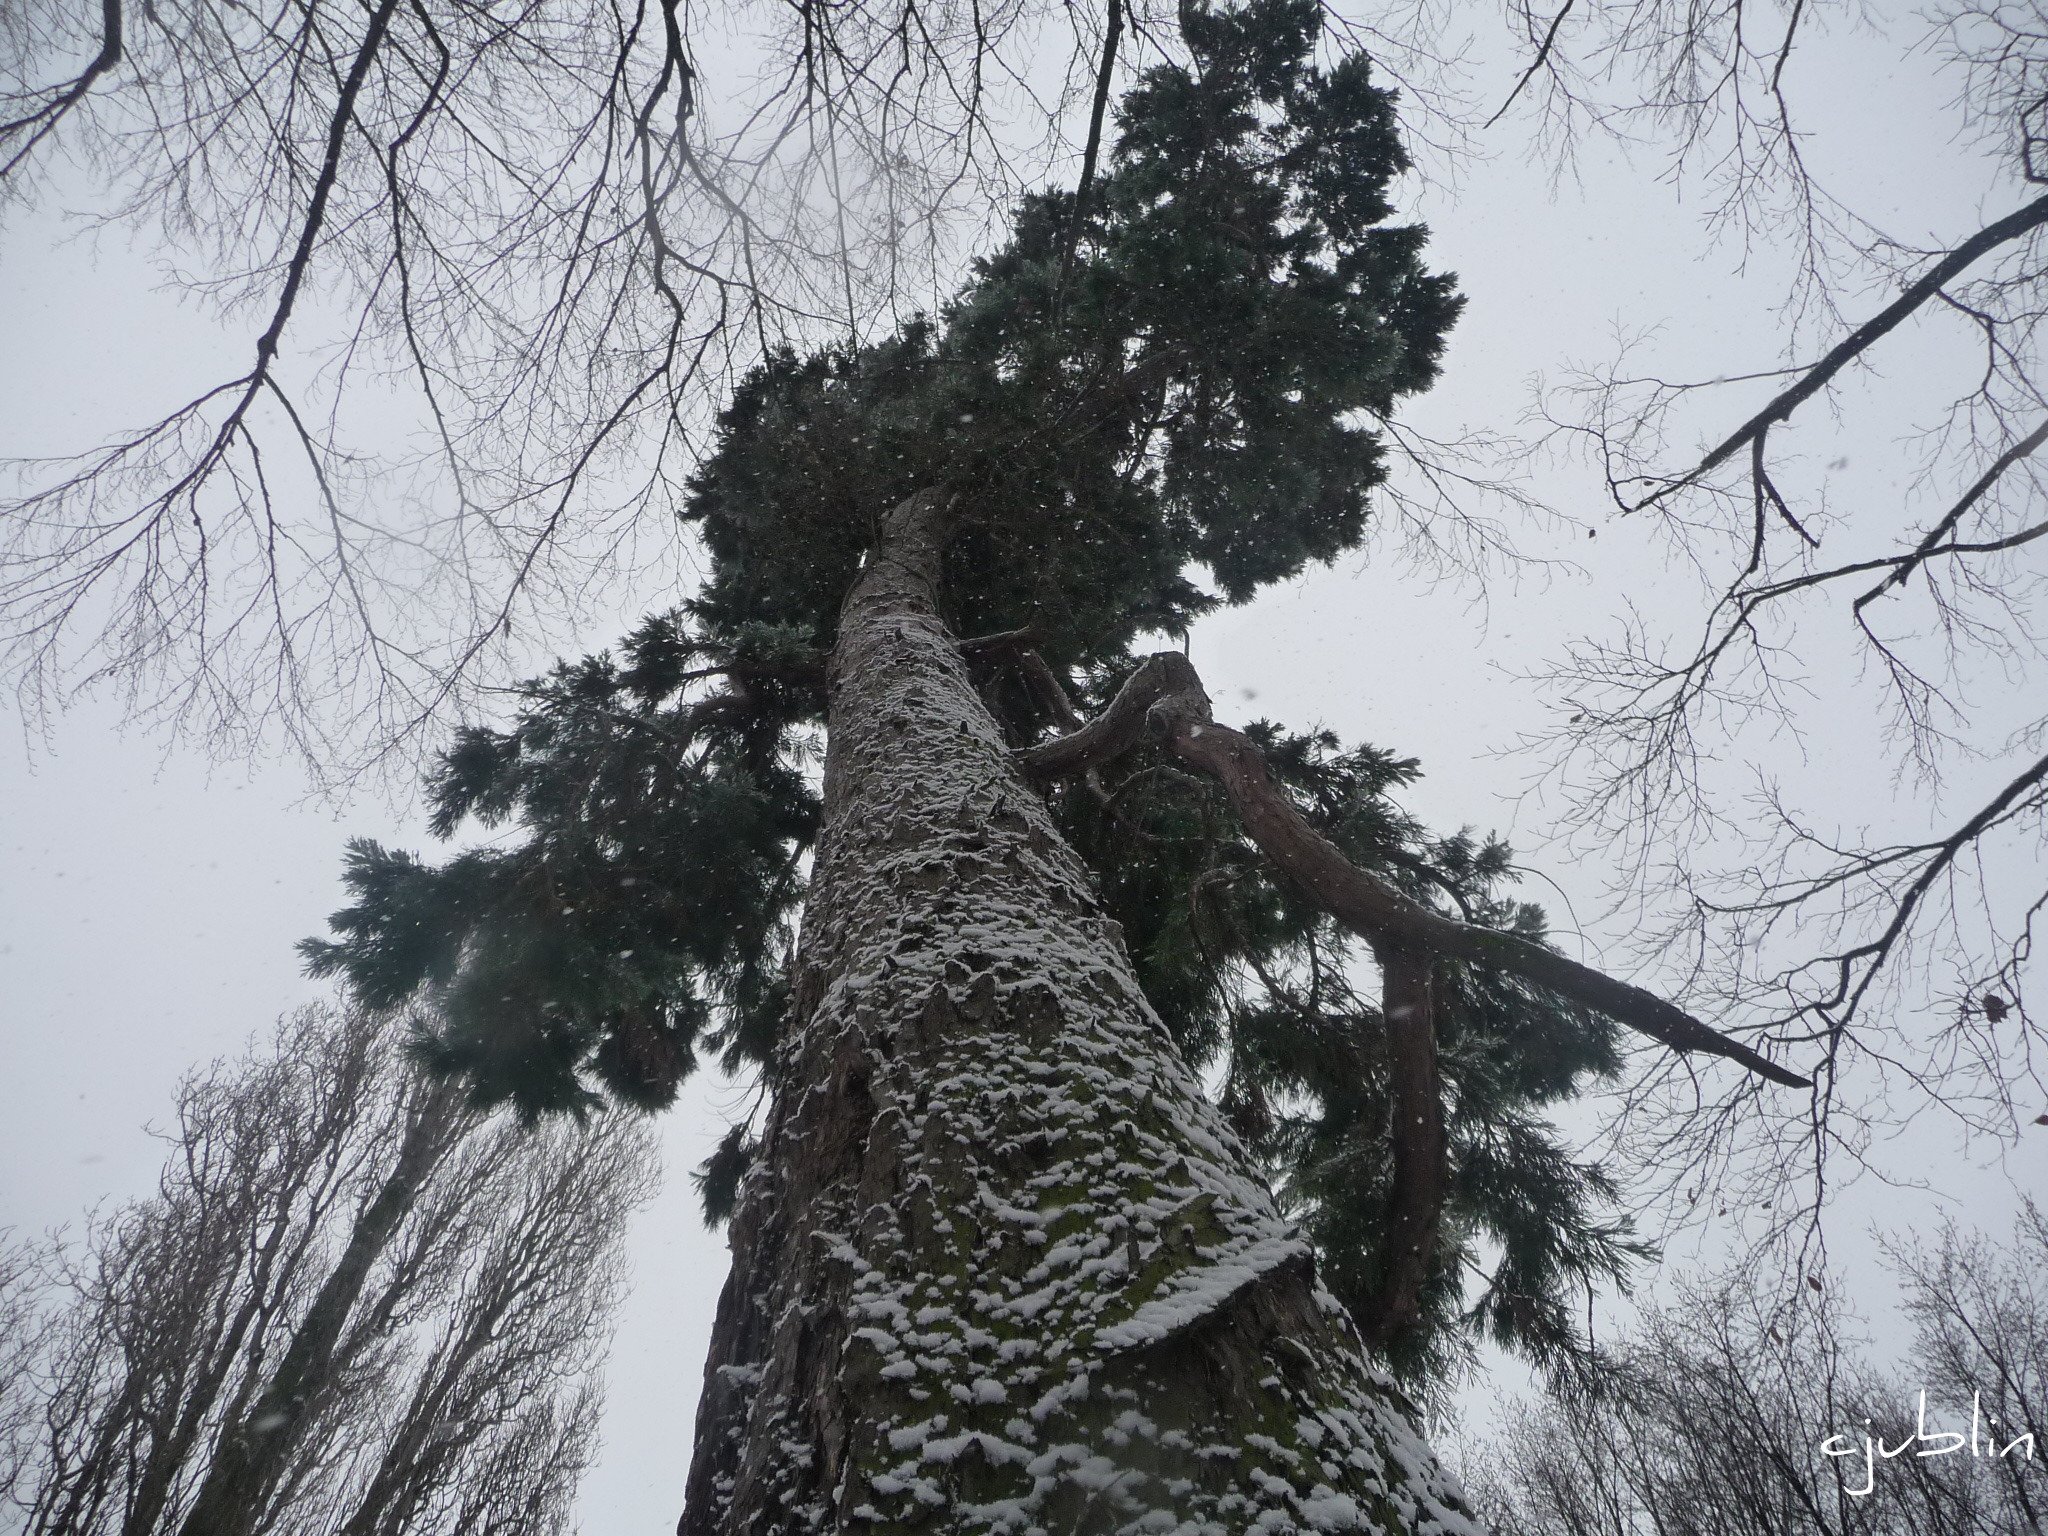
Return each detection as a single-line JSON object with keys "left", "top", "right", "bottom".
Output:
{"left": 1890, "top": 1202, "right": 2048, "bottom": 1532}
{"left": 1470, "top": 1208, "right": 2048, "bottom": 1535}
{"left": 0, "top": 1003, "right": 655, "bottom": 1536}
{"left": 311, "top": 1113, "right": 646, "bottom": 1536}
{"left": 0, "top": 1235, "right": 50, "bottom": 1516}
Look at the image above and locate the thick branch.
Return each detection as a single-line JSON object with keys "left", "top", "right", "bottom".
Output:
{"left": 1023, "top": 653, "right": 1813, "bottom": 1088}
{"left": 1015, "top": 649, "right": 1183, "bottom": 780}
{"left": 0, "top": 0, "right": 122, "bottom": 179}
{"left": 1016, "top": 651, "right": 1083, "bottom": 731}
{"left": 1366, "top": 946, "right": 1445, "bottom": 1347}
{"left": 1054, "top": 0, "right": 1123, "bottom": 305}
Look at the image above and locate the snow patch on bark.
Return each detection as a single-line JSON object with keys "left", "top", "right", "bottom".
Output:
{"left": 1091, "top": 1235, "right": 1313, "bottom": 1351}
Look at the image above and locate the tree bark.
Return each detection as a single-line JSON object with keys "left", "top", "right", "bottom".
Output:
{"left": 680, "top": 493, "right": 1478, "bottom": 1535}
{"left": 1363, "top": 947, "right": 1445, "bottom": 1351}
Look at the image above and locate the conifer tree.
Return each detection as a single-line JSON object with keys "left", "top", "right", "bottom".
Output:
{"left": 307, "top": 2, "right": 1807, "bottom": 1527}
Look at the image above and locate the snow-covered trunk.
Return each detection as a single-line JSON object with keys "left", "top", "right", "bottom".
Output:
{"left": 680, "top": 493, "right": 1477, "bottom": 1535}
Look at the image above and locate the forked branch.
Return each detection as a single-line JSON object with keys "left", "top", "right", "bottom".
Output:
{"left": 1639, "top": 192, "right": 2048, "bottom": 512}
{"left": 0, "top": 0, "right": 122, "bottom": 180}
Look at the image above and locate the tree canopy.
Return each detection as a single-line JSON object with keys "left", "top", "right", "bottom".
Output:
{"left": 10, "top": 0, "right": 2045, "bottom": 1227}
{"left": 11, "top": 0, "right": 2040, "bottom": 1427}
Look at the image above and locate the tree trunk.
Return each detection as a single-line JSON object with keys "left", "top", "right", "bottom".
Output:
{"left": 681, "top": 493, "right": 1478, "bottom": 1535}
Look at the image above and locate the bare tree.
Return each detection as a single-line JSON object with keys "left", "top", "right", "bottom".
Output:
{"left": 0, "top": 1235, "right": 52, "bottom": 1517}
{"left": 1471, "top": 1209, "right": 2048, "bottom": 1535}
{"left": 316, "top": 1115, "right": 647, "bottom": 1536}
{"left": 0, "top": 1003, "right": 655, "bottom": 1536}
{"left": 1454, "top": 0, "right": 2048, "bottom": 1214}
{"left": 0, "top": 0, "right": 1152, "bottom": 764}
{"left": 1890, "top": 1202, "right": 2048, "bottom": 1532}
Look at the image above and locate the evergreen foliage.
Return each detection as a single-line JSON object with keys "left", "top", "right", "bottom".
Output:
{"left": 685, "top": 0, "right": 1458, "bottom": 671}
{"left": 302, "top": 618, "right": 819, "bottom": 1115}
{"left": 307, "top": 0, "right": 1639, "bottom": 1390}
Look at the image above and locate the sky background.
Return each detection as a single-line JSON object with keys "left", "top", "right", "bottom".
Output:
{"left": 6, "top": 3, "right": 2047, "bottom": 1527}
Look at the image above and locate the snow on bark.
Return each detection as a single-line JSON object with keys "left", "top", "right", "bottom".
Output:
{"left": 680, "top": 493, "right": 1480, "bottom": 1536}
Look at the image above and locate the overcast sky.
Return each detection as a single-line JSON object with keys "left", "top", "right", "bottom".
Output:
{"left": 5, "top": 5, "right": 2047, "bottom": 1528}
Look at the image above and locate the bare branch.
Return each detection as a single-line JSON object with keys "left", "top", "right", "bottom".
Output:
{"left": 1855, "top": 415, "right": 2048, "bottom": 612}
{"left": 1481, "top": 0, "right": 1574, "bottom": 132}
{"left": 1637, "top": 192, "right": 2048, "bottom": 512}
{"left": 0, "top": 0, "right": 120, "bottom": 181}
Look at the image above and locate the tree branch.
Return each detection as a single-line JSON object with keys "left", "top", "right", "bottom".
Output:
{"left": 956, "top": 623, "right": 1042, "bottom": 654}
{"left": 1365, "top": 945, "right": 1446, "bottom": 1347}
{"left": 1054, "top": 0, "right": 1123, "bottom": 306}
{"left": 1022, "top": 653, "right": 1812, "bottom": 1088}
{"left": 1644, "top": 192, "right": 2048, "bottom": 508}
{"left": 1854, "top": 416, "right": 2048, "bottom": 612}
{"left": 1016, "top": 649, "right": 1083, "bottom": 731}
{"left": 1482, "top": 0, "right": 1574, "bottom": 131}
{"left": 0, "top": 0, "right": 122, "bottom": 180}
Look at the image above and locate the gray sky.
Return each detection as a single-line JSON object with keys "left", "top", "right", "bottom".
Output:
{"left": 5, "top": 5, "right": 2046, "bottom": 1527}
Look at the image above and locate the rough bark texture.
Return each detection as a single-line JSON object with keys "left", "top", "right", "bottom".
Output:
{"left": 680, "top": 494, "right": 1478, "bottom": 1536}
